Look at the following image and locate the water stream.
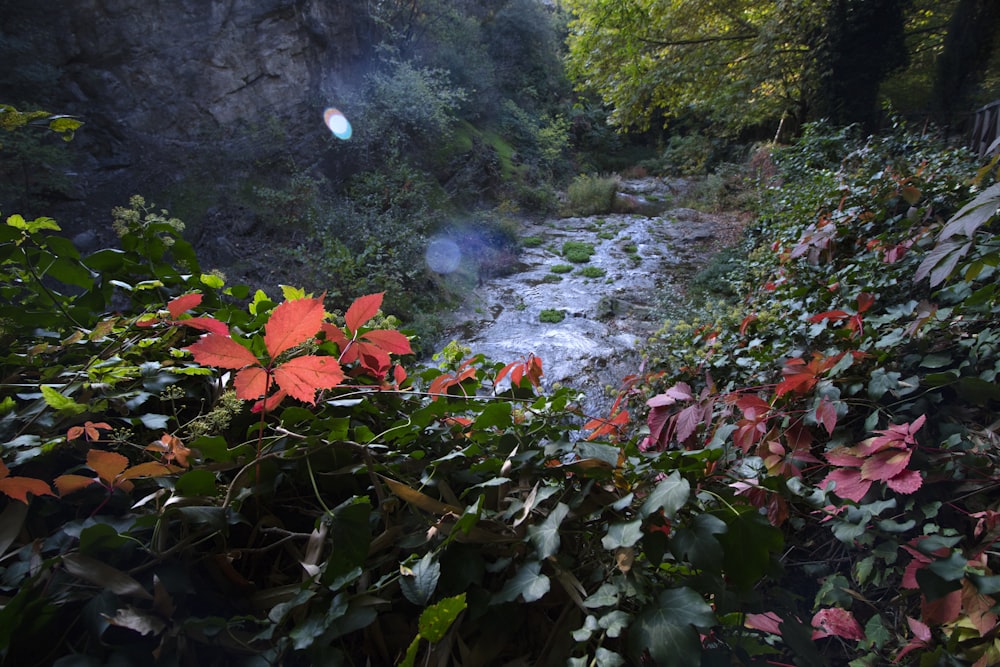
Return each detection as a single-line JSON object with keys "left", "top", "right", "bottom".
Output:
{"left": 431, "top": 178, "right": 739, "bottom": 419}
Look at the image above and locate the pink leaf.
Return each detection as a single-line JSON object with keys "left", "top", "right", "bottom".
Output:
{"left": 822, "top": 468, "right": 872, "bottom": 502}
{"left": 675, "top": 404, "right": 703, "bottom": 443}
{"left": 264, "top": 296, "right": 326, "bottom": 358}
{"left": 816, "top": 397, "right": 838, "bottom": 435}
{"left": 811, "top": 608, "right": 865, "bottom": 640}
{"left": 885, "top": 469, "right": 923, "bottom": 495}
{"left": 861, "top": 449, "right": 913, "bottom": 482}
{"left": 745, "top": 611, "right": 784, "bottom": 635}
{"left": 345, "top": 292, "right": 384, "bottom": 333}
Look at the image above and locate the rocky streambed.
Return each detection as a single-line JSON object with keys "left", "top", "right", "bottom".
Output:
{"left": 433, "top": 178, "right": 747, "bottom": 419}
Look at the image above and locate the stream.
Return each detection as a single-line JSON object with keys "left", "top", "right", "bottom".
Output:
{"left": 430, "top": 178, "right": 744, "bottom": 419}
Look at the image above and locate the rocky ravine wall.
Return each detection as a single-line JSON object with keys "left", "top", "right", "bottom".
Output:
{"left": 2, "top": 0, "right": 373, "bottom": 228}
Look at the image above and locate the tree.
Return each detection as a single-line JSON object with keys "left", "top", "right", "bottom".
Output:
{"left": 562, "top": 0, "right": 916, "bottom": 136}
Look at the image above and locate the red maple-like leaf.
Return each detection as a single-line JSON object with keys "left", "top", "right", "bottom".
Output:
{"left": 0, "top": 459, "right": 55, "bottom": 503}
{"left": 137, "top": 293, "right": 230, "bottom": 336}
{"left": 263, "top": 295, "right": 326, "bottom": 358}
{"left": 894, "top": 616, "right": 932, "bottom": 663}
{"left": 585, "top": 409, "right": 629, "bottom": 442}
{"left": 345, "top": 292, "right": 384, "bottom": 332}
{"left": 188, "top": 335, "right": 258, "bottom": 370}
{"left": 272, "top": 356, "right": 345, "bottom": 404}
{"left": 496, "top": 354, "right": 544, "bottom": 390}
{"left": 811, "top": 608, "right": 865, "bottom": 640}
{"left": 66, "top": 420, "right": 112, "bottom": 442}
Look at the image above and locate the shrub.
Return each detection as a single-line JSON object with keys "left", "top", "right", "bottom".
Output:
{"left": 561, "top": 240, "right": 595, "bottom": 263}
{"left": 550, "top": 263, "right": 574, "bottom": 274}
{"left": 577, "top": 266, "right": 606, "bottom": 278}
{"left": 538, "top": 308, "right": 566, "bottom": 322}
{"left": 563, "top": 173, "right": 618, "bottom": 216}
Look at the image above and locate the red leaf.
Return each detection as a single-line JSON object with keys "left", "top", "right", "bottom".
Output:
{"left": 320, "top": 323, "right": 350, "bottom": 348}
{"left": 894, "top": 617, "right": 931, "bottom": 663}
{"left": 360, "top": 329, "right": 413, "bottom": 356}
{"left": 815, "top": 397, "right": 838, "bottom": 434}
{"left": 861, "top": 449, "right": 912, "bottom": 482}
{"left": 811, "top": 608, "right": 865, "bottom": 640}
{"left": 264, "top": 296, "right": 326, "bottom": 358}
{"left": 234, "top": 366, "right": 271, "bottom": 400}
{"left": 273, "top": 355, "right": 345, "bottom": 404}
{"left": 54, "top": 473, "right": 97, "bottom": 497}
{"left": 739, "top": 314, "right": 758, "bottom": 336}
{"left": 885, "top": 469, "right": 923, "bottom": 495}
{"left": 822, "top": 468, "right": 872, "bottom": 502}
{"left": 187, "top": 334, "right": 258, "bottom": 370}
{"left": 355, "top": 343, "right": 391, "bottom": 378}
{"left": 179, "top": 317, "right": 230, "bottom": 336}
{"left": 252, "top": 389, "right": 288, "bottom": 413}
{"left": 856, "top": 292, "right": 875, "bottom": 313}
{"left": 0, "top": 460, "right": 54, "bottom": 503}
{"left": 87, "top": 450, "right": 129, "bottom": 486}
{"left": 167, "top": 293, "right": 202, "bottom": 319}
{"left": 675, "top": 404, "right": 702, "bottom": 443}
{"left": 345, "top": 292, "right": 384, "bottom": 332}
{"left": 809, "top": 309, "right": 850, "bottom": 324}
{"left": 922, "top": 588, "right": 962, "bottom": 625}
{"left": 121, "top": 462, "right": 184, "bottom": 479}
{"left": 736, "top": 394, "right": 771, "bottom": 421}
{"left": 745, "top": 611, "right": 784, "bottom": 635}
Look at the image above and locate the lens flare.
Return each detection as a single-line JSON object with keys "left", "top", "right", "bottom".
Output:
{"left": 323, "top": 108, "right": 352, "bottom": 140}
{"left": 425, "top": 237, "right": 462, "bottom": 274}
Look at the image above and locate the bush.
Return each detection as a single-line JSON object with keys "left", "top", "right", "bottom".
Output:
{"left": 539, "top": 308, "right": 566, "bottom": 322}
{"left": 561, "top": 240, "right": 595, "bottom": 263}
{"left": 577, "top": 265, "right": 606, "bottom": 278}
{"left": 563, "top": 173, "right": 618, "bottom": 216}
{"left": 550, "top": 263, "right": 573, "bottom": 274}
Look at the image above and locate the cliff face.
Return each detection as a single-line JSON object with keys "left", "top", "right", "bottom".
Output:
{"left": 2, "top": 0, "right": 373, "bottom": 221}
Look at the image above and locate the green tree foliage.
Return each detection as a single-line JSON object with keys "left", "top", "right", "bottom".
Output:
{"left": 563, "top": 0, "right": 997, "bottom": 136}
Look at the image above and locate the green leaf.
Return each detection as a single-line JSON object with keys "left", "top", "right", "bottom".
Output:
{"left": 175, "top": 469, "right": 217, "bottom": 496}
{"left": 527, "top": 502, "right": 569, "bottom": 559}
{"left": 494, "top": 560, "right": 550, "bottom": 603}
{"left": 599, "top": 610, "right": 631, "bottom": 638}
{"left": 401, "top": 552, "right": 441, "bottom": 606}
{"left": 62, "top": 553, "right": 152, "bottom": 600}
{"left": 602, "top": 519, "right": 643, "bottom": 550}
{"left": 927, "top": 551, "right": 968, "bottom": 581}
{"left": 670, "top": 513, "right": 727, "bottom": 572}
{"left": 418, "top": 593, "right": 466, "bottom": 642}
{"left": 40, "top": 385, "right": 87, "bottom": 415}
{"left": 715, "top": 508, "right": 783, "bottom": 590}
{"left": 639, "top": 471, "right": 690, "bottom": 519}
{"left": 627, "top": 588, "right": 714, "bottom": 665}
{"left": 594, "top": 647, "right": 626, "bottom": 667}
{"left": 322, "top": 497, "right": 371, "bottom": 585}
{"left": 399, "top": 635, "right": 421, "bottom": 667}
{"left": 473, "top": 401, "right": 513, "bottom": 430}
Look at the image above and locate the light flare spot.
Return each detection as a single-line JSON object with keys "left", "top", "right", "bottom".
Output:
{"left": 323, "top": 108, "right": 352, "bottom": 140}
{"left": 425, "top": 237, "right": 462, "bottom": 274}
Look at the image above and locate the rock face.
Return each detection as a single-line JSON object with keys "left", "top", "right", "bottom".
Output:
{"left": 2, "top": 0, "right": 373, "bottom": 217}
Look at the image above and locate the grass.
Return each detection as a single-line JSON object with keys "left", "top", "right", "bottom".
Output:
{"left": 550, "top": 264, "right": 574, "bottom": 274}
{"left": 577, "top": 266, "right": 607, "bottom": 278}
{"left": 539, "top": 309, "right": 566, "bottom": 323}
{"left": 522, "top": 236, "right": 544, "bottom": 248}
{"left": 562, "top": 173, "right": 618, "bottom": 217}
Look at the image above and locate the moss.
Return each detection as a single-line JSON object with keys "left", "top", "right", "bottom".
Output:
{"left": 577, "top": 266, "right": 607, "bottom": 278}
{"left": 550, "top": 264, "right": 574, "bottom": 274}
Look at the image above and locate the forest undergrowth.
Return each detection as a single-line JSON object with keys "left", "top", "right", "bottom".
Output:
{"left": 2, "top": 110, "right": 1000, "bottom": 667}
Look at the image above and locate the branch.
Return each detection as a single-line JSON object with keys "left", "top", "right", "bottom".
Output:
{"left": 636, "top": 32, "right": 757, "bottom": 48}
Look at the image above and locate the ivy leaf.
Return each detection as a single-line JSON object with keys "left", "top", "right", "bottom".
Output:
{"left": 494, "top": 560, "right": 550, "bottom": 603}
{"left": 345, "top": 292, "right": 384, "bottom": 333}
{"left": 528, "top": 502, "right": 569, "bottom": 559}
{"left": 639, "top": 471, "right": 690, "bottom": 519}
{"left": 264, "top": 296, "right": 326, "bottom": 358}
{"left": 62, "top": 553, "right": 152, "bottom": 599}
{"left": 272, "top": 355, "right": 345, "bottom": 404}
{"left": 187, "top": 334, "right": 258, "bottom": 370}
{"left": 602, "top": 519, "right": 643, "bottom": 550}
{"left": 400, "top": 552, "right": 441, "bottom": 606}
{"left": 627, "top": 587, "right": 714, "bottom": 665}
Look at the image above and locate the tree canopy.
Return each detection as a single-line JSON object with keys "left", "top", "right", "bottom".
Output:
{"left": 563, "top": 0, "right": 999, "bottom": 136}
